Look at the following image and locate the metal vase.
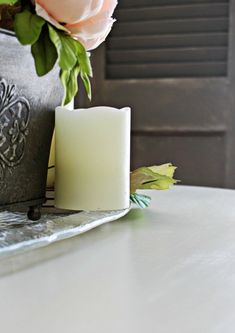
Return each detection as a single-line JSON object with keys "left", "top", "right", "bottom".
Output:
{"left": 0, "top": 29, "right": 63, "bottom": 220}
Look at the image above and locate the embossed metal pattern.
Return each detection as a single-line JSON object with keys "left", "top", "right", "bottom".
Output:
{"left": 0, "top": 78, "right": 30, "bottom": 181}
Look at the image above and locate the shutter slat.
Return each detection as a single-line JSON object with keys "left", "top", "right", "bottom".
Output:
{"left": 107, "top": 62, "right": 227, "bottom": 79}
{"left": 106, "top": 1, "right": 229, "bottom": 79}
{"left": 107, "top": 47, "right": 227, "bottom": 64}
{"left": 108, "top": 33, "right": 228, "bottom": 50}
{"left": 116, "top": 4, "right": 228, "bottom": 21}
{"left": 112, "top": 18, "right": 228, "bottom": 37}
{"left": 118, "top": 0, "right": 228, "bottom": 8}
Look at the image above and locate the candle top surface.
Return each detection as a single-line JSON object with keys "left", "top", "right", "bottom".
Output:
{"left": 56, "top": 106, "right": 131, "bottom": 113}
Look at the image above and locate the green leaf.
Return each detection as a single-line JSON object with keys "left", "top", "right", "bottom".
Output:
{"left": 14, "top": 9, "right": 45, "bottom": 45}
{"left": 31, "top": 26, "right": 57, "bottom": 76}
{"left": 48, "top": 25, "right": 77, "bottom": 70}
{"left": 60, "top": 65, "right": 80, "bottom": 106}
{"left": 0, "top": 0, "right": 18, "bottom": 5}
{"left": 81, "top": 72, "right": 92, "bottom": 100}
{"left": 48, "top": 25, "right": 92, "bottom": 76}
{"left": 48, "top": 24, "right": 93, "bottom": 104}
{"left": 76, "top": 46, "right": 93, "bottom": 78}
{"left": 130, "top": 193, "right": 151, "bottom": 209}
{"left": 130, "top": 164, "right": 178, "bottom": 193}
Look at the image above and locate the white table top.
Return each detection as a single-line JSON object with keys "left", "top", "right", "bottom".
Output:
{"left": 1, "top": 185, "right": 235, "bottom": 333}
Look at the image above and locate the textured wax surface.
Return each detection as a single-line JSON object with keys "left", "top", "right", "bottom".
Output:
{"left": 55, "top": 107, "right": 131, "bottom": 210}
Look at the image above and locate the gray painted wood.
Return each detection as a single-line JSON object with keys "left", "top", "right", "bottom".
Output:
{"left": 111, "top": 18, "right": 228, "bottom": 37}
{"left": 108, "top": 33, "right": 228, "bottom": 50}
{"left": 116, "top": 3, "right": 228, "bottom": 21}
{"left": 78, "top": 0, "right": 235, "bottom": 188}
{"left": 107, "top": 47, "right": 227, "bottom": 64}
{"left": 1, "top": 186, "right": 235, "bottom": 333}
{"left": 107, "top": 62, "right": 227, "bottom": 79}
{"left": 120, "top": 0, "right": 228, "bottom": 7}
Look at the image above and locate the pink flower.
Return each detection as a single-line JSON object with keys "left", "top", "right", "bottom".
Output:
{"left": 35, "top": 0, "right": 117, "bottom": 50}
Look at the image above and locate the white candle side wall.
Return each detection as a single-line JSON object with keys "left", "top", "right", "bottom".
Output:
{"left": 55, "top": 107, "right": 131, "bottom": 211}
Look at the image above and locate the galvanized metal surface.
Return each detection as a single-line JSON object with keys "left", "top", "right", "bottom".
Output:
{"left": 0, "top": 29, "right": 63, "bottom": 215}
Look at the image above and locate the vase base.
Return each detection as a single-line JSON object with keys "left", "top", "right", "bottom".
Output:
{"left": 27, "top": 205, "right": 42, "bottom": 221}
{"left": 0, "top": 198, "right": 46, "bottom": 221}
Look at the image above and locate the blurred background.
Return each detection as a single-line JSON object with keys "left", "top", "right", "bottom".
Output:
{"left": 77, "top": 0, "right": 235, "bottom": 188}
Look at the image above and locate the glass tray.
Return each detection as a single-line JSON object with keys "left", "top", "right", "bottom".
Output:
{"left": 0, "top": 208, "right": 130, "bottom": 258}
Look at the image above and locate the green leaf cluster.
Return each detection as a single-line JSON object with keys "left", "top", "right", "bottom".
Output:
{"left": 13, "top": 9, "right": 92, "bottom": 105}
{"left": 48, "top": 25, "right": 92, "bottom": 105}
{"left": 130, "top": 163, "right": 178, "bottom": 208}
{"left": 0, "top": 0, "right": 18, "bottom": 5}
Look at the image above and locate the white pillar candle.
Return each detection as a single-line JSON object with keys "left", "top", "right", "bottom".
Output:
{"left": 55, "top": 106, "right": 131, "bottom": 211}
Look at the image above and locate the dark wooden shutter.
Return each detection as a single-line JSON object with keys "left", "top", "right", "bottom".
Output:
{"left": 79, "top": 0, "right": 235, "bottom": 188}
{"left": 106, "top": 0, "right": 229, "bottom": 79}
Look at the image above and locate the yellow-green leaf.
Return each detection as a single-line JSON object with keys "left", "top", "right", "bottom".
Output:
{"left": 148, "top": 163, "right": 177, "bottom": 178}
{"left": 130, "top": 164, "right": 178, "bottom": 193}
